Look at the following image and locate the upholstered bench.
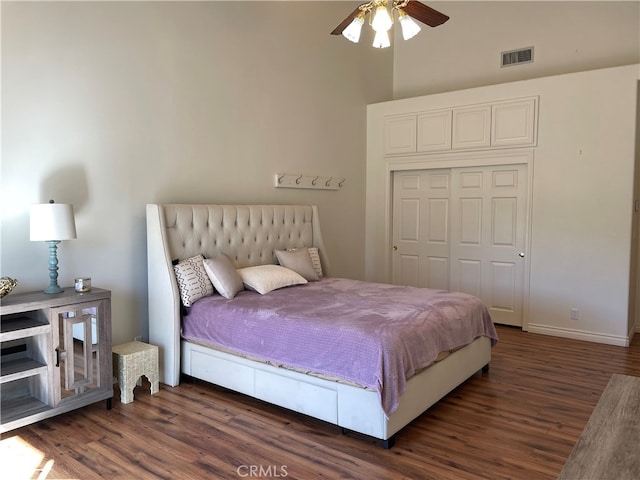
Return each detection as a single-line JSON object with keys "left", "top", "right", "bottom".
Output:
{"left": 112, "top": 341, "right": 159, "bottom": 404}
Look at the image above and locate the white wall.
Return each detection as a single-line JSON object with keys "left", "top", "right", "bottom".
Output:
{"left": 393, "top": 1, "right": 640, "bottom": 98}
{"left": 385, "top": 0, "right": 640, "bottom": 341}
{"left": 0, "top": 1, "right": 393, "bottom": 344}
{"left": 366, "top": 64, "right": 640, "bottom": 345}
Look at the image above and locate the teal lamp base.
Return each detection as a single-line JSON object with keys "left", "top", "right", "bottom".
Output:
{"left": 44, "top": 240, "right": 64, "bottom": 294}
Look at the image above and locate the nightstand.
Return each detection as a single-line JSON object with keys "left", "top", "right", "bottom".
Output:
{"left": 1, "top": 287, "right": 113, "bottom": 433}
{"left": 112, "top": 341, "right": 159, "bottom": 404}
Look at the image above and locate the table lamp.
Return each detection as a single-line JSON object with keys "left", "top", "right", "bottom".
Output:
{"left": 30, "top": 200, "right": 77, "bottom": 294}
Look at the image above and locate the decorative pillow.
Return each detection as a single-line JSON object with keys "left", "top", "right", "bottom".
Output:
{"left": 287, "top": 247, "right": 323, "bottom": 278}
{"left": 203, "top": 255, "right": 244, "bottom": 299}
{"left": 237, "top": 265, "right": 307, "bottom": 294}
{"left": 307, "top": 247, "right": 323, "bottom": 278}
{"left": 275, "top": 249, "right": 319, "bottom": 281}
{"left": 173, "top": 254, "right": 213, "bottom": 307}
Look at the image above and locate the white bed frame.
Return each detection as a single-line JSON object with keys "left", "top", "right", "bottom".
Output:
{"left": 146, "top": 204, "right": 491, "bottom": 447}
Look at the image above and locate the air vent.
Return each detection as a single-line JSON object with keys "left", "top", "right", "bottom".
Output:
{"left": 501, "top": 47, "right": 534, "bottom": 67}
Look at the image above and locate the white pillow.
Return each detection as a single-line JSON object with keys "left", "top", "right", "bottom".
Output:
{"left": 203, "top": 255, "right": 244, "bottom": 299}
{"left": 238, "top": 265, "right": 307, "bottom": 294}
{"left": 275, "top": 249, "right": 319, "bottom": 281}
{"left": 173, "top": 255, "right": 214, "bottom": 307}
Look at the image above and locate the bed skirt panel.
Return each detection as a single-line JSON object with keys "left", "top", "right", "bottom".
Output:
{"left": 183, "top": 340, "right": 339, "bottom": 424}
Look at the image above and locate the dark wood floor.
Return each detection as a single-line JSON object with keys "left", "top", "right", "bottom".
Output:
{"left": 2, "top": 325, "right": 640, "bottom": 480}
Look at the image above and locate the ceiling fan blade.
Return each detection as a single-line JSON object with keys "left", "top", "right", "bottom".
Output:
{"left": 330, "top": 5, "right": 364, "bottom": 35}
{"left": 403, "top": 1, "right": 449, "bottom": 27}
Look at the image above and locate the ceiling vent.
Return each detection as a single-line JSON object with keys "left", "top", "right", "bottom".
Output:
{"left": 501, "top": 47, "right": 534, "bottom": 67}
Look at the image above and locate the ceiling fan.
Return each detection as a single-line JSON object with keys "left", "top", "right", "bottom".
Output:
{"left": 331, "top": 0, "right": 449, "bottom": 48}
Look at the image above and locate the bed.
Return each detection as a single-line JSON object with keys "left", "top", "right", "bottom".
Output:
{"left": 146, "top": 203, "right": 497, "bottom": 447}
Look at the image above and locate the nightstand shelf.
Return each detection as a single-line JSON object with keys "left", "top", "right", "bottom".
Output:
{"left": 0, "top": 357, "right": 48, "bottom": 383}
{"left": 0, "top": 287, "right": 113, "bottom": 433}
{"left": 1, "top": 396, "right": 51, "bottom": 426}
{"left": 1, "top": 315, "right": 50, "bottom": 341}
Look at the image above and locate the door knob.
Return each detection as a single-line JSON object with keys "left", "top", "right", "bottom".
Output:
{"left": 393, "top": 245, "right": 398, "bottom": 251}
{"left": 518, "top": 252, "right": 525, "bottom": 258}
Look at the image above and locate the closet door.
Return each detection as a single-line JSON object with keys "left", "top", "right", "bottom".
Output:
{"left": 392, "top": 170, "right": 451, "bottom": 289}
{"left": 392, "top": 164, "right": 528, "bottom": 326}
{"left": 449, "top": 164, "right": 527, "bottom": 326}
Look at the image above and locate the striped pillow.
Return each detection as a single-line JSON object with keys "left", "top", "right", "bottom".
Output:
{"left": 173, "top": 255, "right": 213, "bottom": 307}
{"left": 307, "top": 247, "right": 323, "bottom": 278}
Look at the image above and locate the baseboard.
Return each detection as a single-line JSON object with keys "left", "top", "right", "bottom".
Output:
{"left": 526, "top": 323, "right": 630, "bottom": 347}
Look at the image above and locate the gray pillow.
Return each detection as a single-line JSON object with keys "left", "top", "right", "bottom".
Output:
{"left": 203, "top": 254, "right": 244, "bottom": 299}
{"left": 275, "top": 249, "right": 319, "bottom": 281}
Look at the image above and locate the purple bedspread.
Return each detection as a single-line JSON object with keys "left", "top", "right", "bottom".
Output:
{"left": 182, "top": 277, "right": 498, "bottom": 415}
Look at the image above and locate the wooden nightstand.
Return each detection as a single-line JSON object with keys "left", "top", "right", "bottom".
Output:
{"left": 1, "top": 287, "right": 113, "bottom": 433}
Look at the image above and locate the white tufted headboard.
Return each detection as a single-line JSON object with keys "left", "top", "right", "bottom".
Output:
{"left": 146, "top": 204, "right": 329, "bottom": 386}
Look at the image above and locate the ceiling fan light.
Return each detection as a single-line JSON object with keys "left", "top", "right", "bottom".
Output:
{"left": 398, "top": 10, "right": 421, "bottom": 40}
{"left": 372, "top": 30, "right": 391, "bottom": 49}
{"left": 342, "top": 14, "right": 365, "bottom": 43}
{"left": 371, "top": 5, "right": 393, "bottom": 33}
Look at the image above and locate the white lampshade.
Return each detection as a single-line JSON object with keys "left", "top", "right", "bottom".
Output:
{"left": 30, "top": 202, "right": 77, "bottom": 241}
{"left": 342, "top": 15, "right": 365, "bottom": 43}
{"left": 371, "top": 5, "right": 393, "bottom": 33}
{"left": 372, "top": 30, "right": 391, "bottom": 49}
{"left": 398, "top": 11, "right": 421, "bottom": 40}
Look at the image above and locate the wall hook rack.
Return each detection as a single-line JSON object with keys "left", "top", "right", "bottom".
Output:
{"left": 274, "top": 173, "right": 344, "bottom": 191}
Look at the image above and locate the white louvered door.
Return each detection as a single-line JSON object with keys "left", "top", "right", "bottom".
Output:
{"left": 392, "top": 164, "right": 527, "bottom": 326}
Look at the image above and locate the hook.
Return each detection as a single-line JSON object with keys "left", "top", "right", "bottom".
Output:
{"left": 338, "top": 178, "right": 345, "bottom": 187}
{"left": 325, "top": 177, "right": 332, "bottom": 187}
{"left": 277, "top": 174, "right": 285, "bottom": 184}
{"left": 296, "top": 174, "right": 303, "bottom": 185}
{"left": 312, "top": 176, "right": 319, "bottom": 186}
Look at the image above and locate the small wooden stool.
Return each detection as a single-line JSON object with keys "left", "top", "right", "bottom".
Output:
{"left": 112, "top": 341, "right": 159, "bottom": 404}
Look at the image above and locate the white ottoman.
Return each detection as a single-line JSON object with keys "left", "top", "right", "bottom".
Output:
{"left": 112, "top": 341, "right": 159, "bottom": 404}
